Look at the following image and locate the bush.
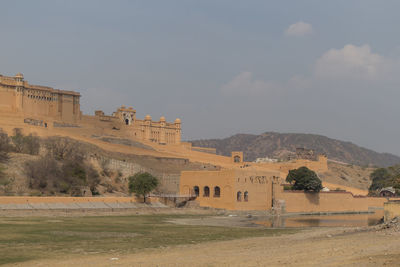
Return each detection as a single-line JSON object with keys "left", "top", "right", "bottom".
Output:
{"left": 286, "top": 166, "right": 323, "bottom": 192}
{"left": 11, "top": 128, "right": 40, "bottom": 155}
{"left": 283, "top": 185, "right": 293, "bottom": 191}
{"left": 44, "top": 137, "right": 84, "bottom": 162}
{"left": 0, "top": 130, "right": 11, "bottom": 163}
{"left": 24, "top": 156, "right": 100, "bottom": 196}
{"left": 128, "top": 172, "right": 159, "bottom": 203}
{"left": 25, "top": 157, "right": 60, "bottom": 190}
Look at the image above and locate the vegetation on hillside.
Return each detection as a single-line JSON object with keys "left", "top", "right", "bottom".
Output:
{"left": 190, "top": 132, "right": 400, "bottom": 167}
{"left": 0, "top": 129, "right": 101, "bottom": 196}
{"left": 128, "top": 172, "right": 159, "bottom": 202}
{"left": 24, "top": 137, "right": 100, "bottom": 196}
{"left": 369, "top": 165, "right": 400, "bottom": 195}
{"left": 0, "top": 130, "right": 12, "bottom": 185}
{"left": 286, "top": 166, "right": 323, "bottom": 192}
{"left": 11, "top": 128, "right": 40, "bottom": 155}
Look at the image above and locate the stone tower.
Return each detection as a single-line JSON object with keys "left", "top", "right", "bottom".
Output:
{"left": 15, "top": 73, "right": 24, "bottom": 111}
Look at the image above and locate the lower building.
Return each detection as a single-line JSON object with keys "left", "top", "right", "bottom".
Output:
{"left": 180, "top": 169, "right": 281, "bottom": 210}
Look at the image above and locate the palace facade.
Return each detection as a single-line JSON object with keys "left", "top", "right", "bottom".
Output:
{"left": 0, "top": 73, "right": 81, "bottom": 122}
{"left": 94, "top": 106, "right": 181, "bottom": 144}
{"left": 0, "top": 73, "right": 181, "bottom": 144}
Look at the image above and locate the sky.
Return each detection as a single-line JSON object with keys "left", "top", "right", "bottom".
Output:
{"left": 1, "top": 1, "right": 400, "bottom": 155}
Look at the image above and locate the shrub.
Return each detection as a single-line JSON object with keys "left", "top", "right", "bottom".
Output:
{"left": 283, "top": 185, "right": 293, "bottom": 191}
{"left": 0, "top": 130, "right": 11, "bottom": 163}
{"left": 24, "top": 156, "right": 100, "bottom": 196}
{"left": 11, "top": 128, "right": 40, "bottom": 155}
{"left": 44, "top": 137, "right": 83, "bottom": 162}
{"left": 25, "top": 157, "right": 60, "bottom": 190}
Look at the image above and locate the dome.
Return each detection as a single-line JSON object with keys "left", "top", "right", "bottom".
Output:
{"left": 174, "top": 118, "right": 181, "bottom": 124}
{"left": 159, "top": 116, "right": 166, "bottom": 122}
{"left": 15, "top": 73, "right": 23, "bottom": 78}
{"left": 145, "top": 114, "right": 152, "bottom": 121}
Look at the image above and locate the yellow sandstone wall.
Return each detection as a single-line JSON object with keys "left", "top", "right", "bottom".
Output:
{"left": 180, "top": 169, "right": 279, "bottom": 210}
{"left": 0, "top": 196, "right": 159, "bottom": 204}
{"left": 384, "top": 201, "right": 400, "bottom": 221}
{"left": 180, "top": 170, "right": 237, "bottom": 210}
{"left": 256, "top": 155, "right": 328, "bottom": 176}
{"left": 277, "top": 191, "right": 370, "bottom": 213}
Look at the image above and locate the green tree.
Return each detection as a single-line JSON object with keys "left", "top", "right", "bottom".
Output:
{"left": 286, "top": 166, "right": 323, "bottom": 192}
{"left": 128, "top": 172, "right": 159, "bottom": 203}
{"left": 369, "top": 168, "right": 392, "bottom": 191}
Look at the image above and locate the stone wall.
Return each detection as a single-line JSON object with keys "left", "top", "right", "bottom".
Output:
{"left": 384, "top": 200, "right": 400, "bottom": 222}
{"left": 90, "top": 156, "right": 181, "bottom": 194}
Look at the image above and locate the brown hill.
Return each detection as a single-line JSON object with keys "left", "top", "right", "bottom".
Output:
{"left": 190, "top": 132, "right": 400, "bottom": 167}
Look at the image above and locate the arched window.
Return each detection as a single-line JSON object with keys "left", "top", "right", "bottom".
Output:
{"left": 214, "top": 186, "right": 221, "bottom": 198}
{"left": 203, "top": 186, "right": 210, "bottom": 197}
{"left": 244, "top": 191, "right": 249, "bottom": 202}
{"left": 234, "top": 156, "right": 241, "bottom": 162}
{"left": 193, "top": 186, "right": 199, "bottom": 197}
{"left": 237, "top": 191, "right": 242, "bottom": 202}
{"left": 125, "top": 119, "right": 129, "bottom": 125}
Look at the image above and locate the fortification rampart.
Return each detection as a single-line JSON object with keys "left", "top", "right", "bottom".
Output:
{"left": 0, "top": 196, "right": 165, "bottom": 211}
{"left": 276, "top": 191, "right": 393, "bottom": 213}
{"left": 384, "top": 200, "right": 400, "bottom": 222}
{"left": 255, "top": 155, "right": 328, "bottom": 175}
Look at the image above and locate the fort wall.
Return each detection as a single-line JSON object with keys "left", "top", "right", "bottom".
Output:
{"left": 180, "top": 169, "right": 396, "bottom": 213}
{"left": 384, "top": 200, "right": 400, "bottom": 222}
{"left": 256, "top": 155, "right": 328, "bottom": 175}
{"left": 0, "top": 196, "right": 160, "bottom": 206}
{"left": 0, "top": 73, "right": 182, "bottom": 145}
{"left": 277, "top": 191, "right": 371, "bottom": 213}
{"left": 0, "top": 73, "right": 81, "bottom": 123}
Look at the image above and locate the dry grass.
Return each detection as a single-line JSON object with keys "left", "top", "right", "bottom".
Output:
{"left": 0, "top": 214, "right": 296, "bottom": 265}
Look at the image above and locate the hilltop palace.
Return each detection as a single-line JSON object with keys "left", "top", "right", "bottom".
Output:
{"left": 2, "top": 72, "right": 399, "bottom": 215}
{"left": 0, "top": 73, "right": 181, "bottom": 144}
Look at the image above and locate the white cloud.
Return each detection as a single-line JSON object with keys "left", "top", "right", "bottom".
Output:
{"left": 314, "top": 44, "right": 385, "bottom": 80}
{"left": 221, "top": 44, "right": 399, "bottom": 97}
{"left": 221, "top": 71, "right": 281, "bottom": 96}
{"left": 285, "top": 21, "right": 313, "bottom": 36}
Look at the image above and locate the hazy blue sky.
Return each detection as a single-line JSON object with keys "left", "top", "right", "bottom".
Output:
{"left": 2, "top": 1, "right": 400, "bottom": 155}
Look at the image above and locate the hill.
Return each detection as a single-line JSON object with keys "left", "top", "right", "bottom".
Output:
{"left": 190, "top": 132, "right": 400, "bottom": 167}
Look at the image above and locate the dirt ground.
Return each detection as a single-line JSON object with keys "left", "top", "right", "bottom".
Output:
{"left": 10, "top": 222, "right": 400, "bottom": 267}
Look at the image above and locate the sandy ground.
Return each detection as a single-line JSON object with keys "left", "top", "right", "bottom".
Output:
{"left": 10, "top": 224, "right": 400, "bottom": 267}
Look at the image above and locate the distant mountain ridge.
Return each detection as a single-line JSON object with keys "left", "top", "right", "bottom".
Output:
{"left": 190, "top": 132, "right": 400, "bottom": 167}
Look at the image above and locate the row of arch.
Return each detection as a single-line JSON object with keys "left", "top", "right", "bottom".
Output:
{"left": 192, "top": 186, "right": 249, "bottom": 202}
{"left": 193, "top": 186, "right": 220, "bottom": 198}
{"left": 27, "top": 94, "right": 57, "bottom": 101}
{"left": 237, "top": 191, "right": 249, "bottom": 202}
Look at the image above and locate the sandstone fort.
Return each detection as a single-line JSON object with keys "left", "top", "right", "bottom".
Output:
{"left": 0, "top": 72, "right": 399, "bottom": 215}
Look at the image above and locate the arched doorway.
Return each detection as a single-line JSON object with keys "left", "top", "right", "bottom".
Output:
{"left": 193, "top": 186, "right": 200, "bottom": 197}
{"left": 203, "top": 186, "right": 210, "bottom": 197}
{"left": 214, "top": 186, "right": 221, "bottom": 197}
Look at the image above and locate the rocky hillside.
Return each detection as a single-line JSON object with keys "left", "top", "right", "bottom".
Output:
{"left": 190, "top": 132, "right": 400, "bottom": 167}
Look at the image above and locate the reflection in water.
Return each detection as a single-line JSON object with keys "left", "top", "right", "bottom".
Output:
{"left": 255, "top": 210, "right": 384, "bottom": 228}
